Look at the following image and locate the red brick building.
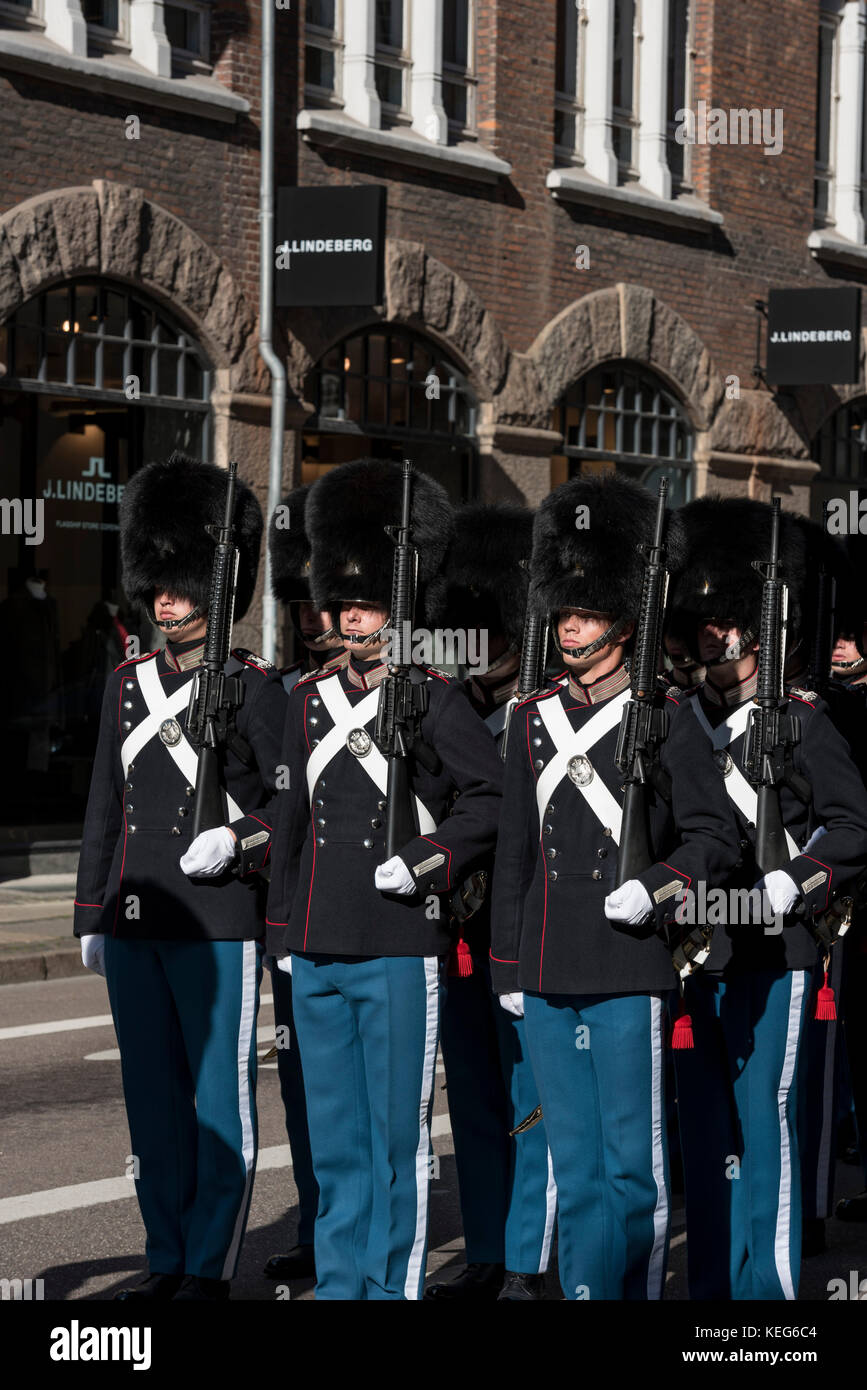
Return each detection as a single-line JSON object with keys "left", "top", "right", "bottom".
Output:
{"left": 0, "top": 0, "right": 865, "bottom": 843}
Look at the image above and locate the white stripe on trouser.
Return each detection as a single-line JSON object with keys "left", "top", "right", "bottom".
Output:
{"left": 774, "top": 970, "right": 806, "bottom": 1301}
{"left": 404, "top": 956, "right": 440, "bottom": 1300}
{"left": 537, "top": 1147, "right": 557, "bottom": 1275}
{"left": 647, "top": 995, "right": 669, "bottom": 1300}
{"left": 221, "top": 940, "right": 258, "bottom": 1280}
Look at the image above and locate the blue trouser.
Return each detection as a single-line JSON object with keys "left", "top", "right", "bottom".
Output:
{"left": 523, "top": 990, "right": 670, "bottom": 1301}
{"left": 104, "top": 935, "right": 262, "bottom": 1281}
{"left": 801, "top": 948, "right": 844, "bottom": 1221}
{"left": 674, "top": 968, "right": 810, "bottom": 1300}
{"left": 440, "top": 954, "right": 556, "bottom": 1271}
{"left": 270, "top": 962, "right": 319, "bottom": 1245}
{"left": 291, "top": 952, "right": 442, "bottom": 1301}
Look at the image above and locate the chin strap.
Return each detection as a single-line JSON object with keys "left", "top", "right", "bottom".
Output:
{"left": 704, "top": 626, "right": 756, "bottom": 667}
{"left": 150, "top": 604, "right": 204, "bottom": 632}
{"left": 341, "top": 616, "right": 392, "bottom": 649}
{"left": 305, "top": 625, "right": 340, "bottom": 648}
{"left": 551, "top": 615, "right": 627, "bottom": 660}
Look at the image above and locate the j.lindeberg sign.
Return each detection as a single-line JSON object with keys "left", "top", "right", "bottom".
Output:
{"left": 276, "top": 186, "right": 386, "bottom": 307}
{"left": 766, "top": 287, "right": 861, "bottom": 385}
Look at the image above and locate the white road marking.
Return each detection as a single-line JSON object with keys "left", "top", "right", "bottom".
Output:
{"left": 0, "top": 1114, "right": 452, "bottom": 1225}
{"left": 0, "top": 992, "right": 275, "bottom": 1043}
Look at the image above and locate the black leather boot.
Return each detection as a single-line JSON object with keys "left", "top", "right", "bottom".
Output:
{"left": 114, "top": 1273, "right": 184, "bottom": 1302}
{"left": 263, "top": 1245, "right": 316, "bottom": 1280}
{"left": 497, "top": 1271, "right": 546, "bottom": 1300}
{"left": 173, "top": 1276, "right": 231, "bottom": 1301}
{"left": 424, "top": 1262, "right": 505, "bottom": 1300}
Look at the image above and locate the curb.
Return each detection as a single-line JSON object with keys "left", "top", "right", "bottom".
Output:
{"left": 0, "top": 948, "right": 85, "bottom": 986}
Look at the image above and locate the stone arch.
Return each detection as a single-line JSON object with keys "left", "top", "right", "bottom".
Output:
{"left": 507, "top": 283, "right": 727, "bottom": 433}
{"left": 0, "top": 181, "right": 254, "bottom": 378}
{"left": 282, "top": 237, "right": 511, "bottom": 405}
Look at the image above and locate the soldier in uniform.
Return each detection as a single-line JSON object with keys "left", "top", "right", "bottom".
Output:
{"left": 667, "top": 496, "right": 867, "bottom": 1300}
{"left": 425, "top": 504, "right": 557, "bottom": 1303}
{"left": 489, "top": 473, "right": 740, "bottom": 1301}
{"left": 75, "top": 454, "right": 285, "bottom": 1301}
{"left": 265, "top": 458, "right": 503, "bottom": 1300}
{"left": 262, "top": 486, "right": 345, "bottom": 1285}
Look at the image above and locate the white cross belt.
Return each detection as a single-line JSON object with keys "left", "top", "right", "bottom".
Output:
{"left": 305, "top": 678, "right": 437, "bottom": 836}
{"left": 122, "top": 656, "right": 244, "bottom": 823}
{"left": 534, "top": 691, "right": 630, "bottom": 843}
{"left": 690, "top": 699, "right": 798, "bottom": 860}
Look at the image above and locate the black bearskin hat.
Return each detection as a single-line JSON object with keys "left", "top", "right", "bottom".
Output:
{"left": 530, "top": 472, "right": 669, "bottom": 623}
{"left": 441, "top": 503, "right": 533, "bottom": 647}
{"left": 120, "top": 453, "right": 263, "bottom": 621}
{"left": 837, "top": 533, "right": 867, "bottom": 650}
{"left": 307, "top": 458, "right": 454, "bottom": 623}
{"left": 269, "top": 484, "right": 315, "bottom": 605}
{"left": 668, "top": 496, "right": 807, "bottom": 650}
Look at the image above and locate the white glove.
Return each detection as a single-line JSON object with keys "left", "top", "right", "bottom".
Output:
{"left": 374, "top": 855, "right": 416, "bottom": 895}
{"left": 499, "top": 992, "right": 524, "bottom": 1019}
{"left": 755, "top": 868, "right": 800, "bottom": 918}
{"left": 276, "top": 955, "right": 293, "bottom": 975}
{"left": 179, "top": 826, "right": 237, "bottom": 878}
{"left": 81, "top": 934, "right": 106, "bottom": 977}
{"left": 604, "top": 879, "right": 654, "bottom": 927}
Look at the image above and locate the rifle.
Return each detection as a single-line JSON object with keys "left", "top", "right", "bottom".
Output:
{"left": 743, "top": 498, "right": 810, "bottom": 875}
{"left": 186, "top": 461, "right": 246, "bottom": 840}
{"left": 613, "top": 479, "right": 672, "bottom": 893}
{"left": 375, "top": 460, "right": 440, "bottom": 861}
{"left": 500, "top": 585, "right": 549, "bottom": 761}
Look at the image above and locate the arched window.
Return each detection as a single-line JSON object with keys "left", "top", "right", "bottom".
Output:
{"left": 303, "top": 327, "right": 479, "bottom": 501}
{"left": 550, "top": 362, "right": 694, "bottom": 505}
{"left": 0, "top": 280, "right": 213, "bottom": 834}
{"left": 810, "top": 396, "right": 867, "bottom": 521}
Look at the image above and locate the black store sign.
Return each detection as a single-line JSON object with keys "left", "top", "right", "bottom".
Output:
{"left": 276, "top": 186, "right": 386, "bottom": 307}
{"left": 766, "top": 287, "right": 861, "bottom": 385}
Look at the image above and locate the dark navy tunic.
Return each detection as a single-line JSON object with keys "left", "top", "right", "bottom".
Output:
{"left": 74, "top": 639, "right": 285, "bottom": 942}
{"left": 490, "top": 664, "right": 741, "bottom": 997}
{"left": 265, "top": 652, "right": 503, "bottom": 959}
{"left": 693, "top": 668, "right": 867, "bottom": 974}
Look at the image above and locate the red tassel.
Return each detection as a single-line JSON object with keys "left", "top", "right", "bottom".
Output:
{"left": 814, "top": 971, "right": 837, "bottom": 1022}
{"left": 671, "top": 1010, "right": 694, "bottom": 1050}
{"left": 448, "top": 938, "right": 474, "bottom": 978}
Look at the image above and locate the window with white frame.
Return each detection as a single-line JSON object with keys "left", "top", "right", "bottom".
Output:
{"left": 374, "top": 0, "right": 410, "bottom": 122}
{"left": 666, "top": 0, "right": 692, "bottom": 190}
{"left": 305, "top": 0, "right": 342, "bottom": 104}
{"left": 442, "top": 0, "right": 475, "bottom": 138}
{"left": 82, "top": 0, "right": 127, "bottom": 54}
{"left": 815, "top": 6, "right": 839, "bottom": 224}
{"left": 611, "top": 0, "right": 638, "bottom": 178}
{"left": 0, "top": 0, "right": 37, "bottom": 26}
{"left": 164, "top": 0, "right": 211, "bottom": 75}
{"left": 811, "top": 0, "right": 867, "bottom": 244}
{"left": 555, "top": 0, "right": 585, "bottom": 161}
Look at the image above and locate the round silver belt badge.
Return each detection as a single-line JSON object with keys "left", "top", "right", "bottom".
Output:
{"left": 567, "top": 754, "right": 594, "bottom": 787}
{"left": 347, "top": 728, "right": 372, "bottom": 757}
{"left": 159, "top": 718, "right": 182, "bottom": 747}
{"left": 714, "top": 749, "right": 733, "bottom": 776}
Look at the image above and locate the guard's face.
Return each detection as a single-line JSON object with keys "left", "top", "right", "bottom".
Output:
{"left": 832, "top": 634, "right": 864, "bottom": 668}
{"left": 697, "top": 619, "right": 756, "bottom": 665}
{"left": 557, "top": 608, "right": 632, "bottom": 674}
{"left": 298, "top": 600, "right": 342, "bottom": 649}
{"left": 153, "top": 590, "right": 207, "bottom": 641}
{"left": 339, "top": 601, "right": 389, "bottom": 652}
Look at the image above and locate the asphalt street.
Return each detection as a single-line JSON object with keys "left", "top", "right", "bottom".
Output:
{"left": 1, "top": 970, "right": 866, "bottom": 1303}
